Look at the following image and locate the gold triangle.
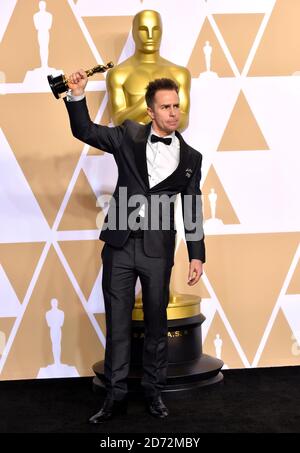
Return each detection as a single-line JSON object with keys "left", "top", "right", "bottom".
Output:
{"left": 0, "top": 246, "right": 104, "bottom": 379}
{"left": 203, "top": 312, "right": 245, "bottom": 368}
{"left": 59, "top": 240, "right": 104, "bottom": 301}
{"left": 202, "top": 165, "right": 240, "bottom": 224}
{"left": 58, "top": 170, "right": 100, "bottom": 231}
{"left": 213, "top": 14, "right": 264, "bottom": 73}
{"left": 217, "top": 91, "right": 269, "bottom": 151}
{"left": 0, "top": 1, "right": 40, "bottom": 82}
{"left": 82, "top": 16, "right": 133, "bottom": 65}
{"left": 87, "top": 100, "right": 111, "bottom": 156}
{"left": 258, "top": 309, "right": 300, "bottom": 366}
{"left": 187, "top": 17, "right": 234, "bottom": 77}
{"left": 0, "top": 243, "right": 45, "bottom": 301}
{"left": 94, "top": 313, "right": 106, "bottom": 336}
{"left": 249, "top": 0, "right": 300, "bottom": 76}
{"left": 170, "top": 239, "right": 210, "bottom": 298}
{"left": 0, "top": 92, "right": 101, "bottom": 227}
{"left": 286, "top": 257, "right": 300, "bottom": 294}
{"left": 86, "top": 91, "right": 107, "bottom": 121}
{"left": 205, "top": 233, "right": 300, "bottom": 364}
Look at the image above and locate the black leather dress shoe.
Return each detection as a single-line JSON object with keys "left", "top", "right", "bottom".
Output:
{"left": 146, "top": 395, "right": 169, "bottom": 419}
{"left": 89, "top": 397, "right": 128, "bottom": 424}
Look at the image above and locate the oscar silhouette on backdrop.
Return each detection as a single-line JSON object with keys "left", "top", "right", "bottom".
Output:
{"left": 200, "top": 40, "right": 218, "bottom": 79}
{"left": 37, "top": 299, "right": 79, "bottom": 378}
{"left": 106, "top": 10, "right": 191, "bottom": 131}
{"left": 34, "top": 0, "right": 53, "bottom": 70}
{"left": 204, "top": 40, "right": 212, "bottom": 72}
{"left": 214, "top": 334, "right": 228, "bottom": 369}
{"left": 204, "top": 188, "right": 224, "bottom": 231}
{"left": 46, "top": 298, "right": 64, "bottom": 365}
{"left": 24, "top": 1, "right": 62, "bottom": 86}
{"left": 214, "top": 333, "right": 222, "bottom": 360}
{"left": 208, "top": 187, "right": 217, "bottom": 219}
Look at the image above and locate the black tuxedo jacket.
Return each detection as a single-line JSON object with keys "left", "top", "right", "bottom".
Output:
{"left": 64, "top": 98, "right": 205, "bottom": 263}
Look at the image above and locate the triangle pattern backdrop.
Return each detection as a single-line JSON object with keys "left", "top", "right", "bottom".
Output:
{"left": 0, "top": 0, "right": 299, "bottom": 379}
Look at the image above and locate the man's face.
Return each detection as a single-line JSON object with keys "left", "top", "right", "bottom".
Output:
{"left": 147, "top": 90, "right": 181, "bottom": 136}
{"left": 133, "top": 11, "right": 162, "bottom": 53}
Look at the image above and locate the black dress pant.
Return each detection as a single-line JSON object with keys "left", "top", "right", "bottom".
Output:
{"left": 101, "top": 236, "right": 173, "bottom": 401}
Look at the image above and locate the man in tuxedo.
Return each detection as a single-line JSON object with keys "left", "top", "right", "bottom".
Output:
{"left": 64, "top": 72, "right": 205, "bottom": 422}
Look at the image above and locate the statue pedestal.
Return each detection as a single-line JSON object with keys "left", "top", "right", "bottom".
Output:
{"left": 23, "top": 67, "right": 63, "bottom": 90}
{"left": 37, "top": 363, "right": 79, "bottom": 378}
{"left": 199, "top": 71, "right": 218, "bottom": 79}
{"left": 204, "top": 217, "right": 224, "bottom": 233}
{"left": 92, "top": 295, "right": 223, "bottom": 393}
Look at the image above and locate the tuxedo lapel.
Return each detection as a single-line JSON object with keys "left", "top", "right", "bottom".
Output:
{"left": 132, "top": 122, "right": 151, "bottom": 190}
{"left": 131, "top": 124, "right": 191, "bottom": 192}
{"left": 149, "top": 130, "right": 190, "bottom": 192}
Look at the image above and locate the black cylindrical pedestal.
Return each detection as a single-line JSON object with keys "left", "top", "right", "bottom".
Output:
{"left": 93, "top": 314, "right": 223, "bottom": 393}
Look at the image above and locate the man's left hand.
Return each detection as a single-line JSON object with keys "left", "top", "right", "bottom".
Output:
{"left": 188, "top": 259, "right": 203, "bottom": 286}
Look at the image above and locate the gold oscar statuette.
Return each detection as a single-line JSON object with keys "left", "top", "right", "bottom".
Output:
{"left": 47, "top": 62, "right": 114, "bottom": 99}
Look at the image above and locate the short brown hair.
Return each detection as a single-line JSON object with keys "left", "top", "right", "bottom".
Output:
{"left": 145, "top": 78, "right": 179, "bottom": 108}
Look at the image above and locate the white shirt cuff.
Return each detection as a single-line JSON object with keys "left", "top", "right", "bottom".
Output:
{"left": 66, "top": 91, "right": 85, "bottom": 102}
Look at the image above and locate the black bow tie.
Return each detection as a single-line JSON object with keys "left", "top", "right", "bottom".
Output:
{"left": 150, "top": 134, "right": 172, "bottom": 146}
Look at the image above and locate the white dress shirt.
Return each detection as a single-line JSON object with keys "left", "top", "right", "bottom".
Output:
{"left": 146, "top": 127, "right": 180, "bottom": 188}
{"left": 137, "top": 128, "right": 180, "bottom": 217}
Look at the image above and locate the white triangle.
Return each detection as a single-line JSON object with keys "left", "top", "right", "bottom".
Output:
{"left": 118, "top": 31, "right": 135, "bottom": 64}
{"left": 82, "top": 154, "right": 118, "bottom": 201}
{"left": 87, "top": 267, "right": 105, "bottom": 314}
{"left": 281, "top": 294, "right": 300, "bottom": 345}
{"left": 0, "top": 129, "right": 49, "bottom": 242}
{"left": 201, "top": 297, "right": 217, "bottom": 341}
{"left": 0, "top": 0, "right": 17, "bottom": 43}
{"left": 0, "top": 264, "right": 20, "bottom": 317}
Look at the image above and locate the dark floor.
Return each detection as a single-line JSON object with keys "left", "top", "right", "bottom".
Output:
{"left": 1, "top": 366, "right": 300, "bottom": 433}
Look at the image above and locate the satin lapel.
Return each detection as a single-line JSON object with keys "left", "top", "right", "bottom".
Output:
{"left": 149, "top": 130, "right": 190, "bottom": 192}
{"left": 132, "top": 122, "right": 151, "bottom": 190}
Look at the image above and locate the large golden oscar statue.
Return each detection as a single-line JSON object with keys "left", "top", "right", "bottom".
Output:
{"left": 93, "top": 10, "right": 223, "bottom": 393}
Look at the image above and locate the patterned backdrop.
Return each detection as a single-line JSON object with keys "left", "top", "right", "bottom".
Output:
{"left": 0, "top": 0, "right": 299, "bottom": 380}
